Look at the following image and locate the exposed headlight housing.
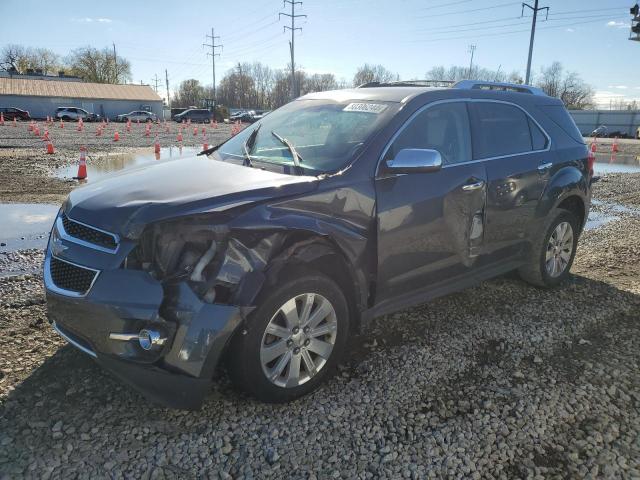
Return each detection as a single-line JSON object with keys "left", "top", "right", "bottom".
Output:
{"left": 124, "top": 216, "right": 230, "bottom": 302}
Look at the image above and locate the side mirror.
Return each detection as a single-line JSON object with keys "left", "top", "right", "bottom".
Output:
{"left": 385, "top": 148, "right": 443, "bottom": 174}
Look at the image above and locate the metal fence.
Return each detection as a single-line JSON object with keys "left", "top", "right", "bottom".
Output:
{"left": 569, "top": 110, "right": 640, "bottom": 138}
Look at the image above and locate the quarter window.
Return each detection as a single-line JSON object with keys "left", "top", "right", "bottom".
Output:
{"left": 385, "top": 102, "right": 472, "bottom": 165}
{"left": 471, "top": 102, "right": 534, "bottom": 158}
{"left": 528, "top": 117, "right": 548, "bottom": 150}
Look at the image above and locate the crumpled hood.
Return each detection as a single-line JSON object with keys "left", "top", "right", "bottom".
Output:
{"left": 64, "top": 156, "right": 318, "bottom": 238}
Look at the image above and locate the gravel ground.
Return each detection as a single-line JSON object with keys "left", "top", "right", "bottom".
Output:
{"left": 0, "top": 148, "right": 639, "bottom": 477}
{"left": 0, "top": 121, "right": 236, "bottom": 203}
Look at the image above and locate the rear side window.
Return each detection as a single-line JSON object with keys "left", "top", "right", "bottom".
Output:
{"left": 538, "top": 104, "right": 584, "bottom": 143}
{"left": 471, "top": 102, "right": 532, "bottom": 158}
{"left": 386, "top": 102, "right": 472, "bottom": 165}
{"left": 528, "top": 118, "right": 548, "bottom": 150}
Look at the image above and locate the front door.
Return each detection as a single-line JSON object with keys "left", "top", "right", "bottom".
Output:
{"left": 375, "top": 101, "right": 488, "bottom": 306}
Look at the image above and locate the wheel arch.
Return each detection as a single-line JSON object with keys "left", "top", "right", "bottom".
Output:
{"left": 536, "top": 165, "right": 589, "bottom": 231}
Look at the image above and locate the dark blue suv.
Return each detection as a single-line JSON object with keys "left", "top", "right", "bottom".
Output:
{"left": 45, "top": 81, "right": 591, "bottom": 407}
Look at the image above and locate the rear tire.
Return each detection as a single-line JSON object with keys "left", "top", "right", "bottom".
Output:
{"left": 518, "top": 208, "right": 579, "bottom": 288}
{"left": 227, "top": 271, "right": 350, "bottom": 402}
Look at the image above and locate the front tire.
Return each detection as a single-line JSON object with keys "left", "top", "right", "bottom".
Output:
{"left": 519, "top": 209, "right": 579, "bottom": 288}
{"left": 227, "top": 271, "right": 350, "bottom": 402}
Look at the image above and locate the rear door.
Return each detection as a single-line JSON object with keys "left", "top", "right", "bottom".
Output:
{"left": 375, "top": 100, "right": 488, "bottom": 305}
{"left": 469, "top": 100, "right": 551, "bottom": 263}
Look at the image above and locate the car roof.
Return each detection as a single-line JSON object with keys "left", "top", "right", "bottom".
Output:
{"left": 301, "top": 87, "right": 445, "bottom": 104}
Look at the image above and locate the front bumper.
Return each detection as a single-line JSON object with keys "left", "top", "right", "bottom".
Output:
{"left": 44, "top": 215, "right": 245, "bottom": 409}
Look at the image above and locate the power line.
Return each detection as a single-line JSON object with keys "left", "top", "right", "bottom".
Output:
{"left": 151, "top": 74, "right": 161, "bottom": 92}
{"left": 204, "top": 28, "right": 223, "bottom": 102}
{"left": 523, "top": 0, "right": 549, "bottom": 84}
{"left": 280, "top": 0, "right": 306, "bottom": 99}
{"left": 406, "top": 15, "right": 615, "bottom": 44}
{"left": 468, "top": 44, "right": 476, "bottom": 78}
{"left": 416, "top": 2, "right": 520, "bottom": 19}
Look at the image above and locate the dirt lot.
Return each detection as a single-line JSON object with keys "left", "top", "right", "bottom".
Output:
{"left": 0, "top": 123, "right": 639, "bottom": 479}
{"left": 0, "top": 120, "right": 236, "bottom": 204}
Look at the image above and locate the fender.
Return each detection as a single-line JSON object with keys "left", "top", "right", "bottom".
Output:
{"left": 535, "top": 165, "right": 589, "bottom": 229}
{"left": 222, "top": 204, "right": 371, "bottom": 312}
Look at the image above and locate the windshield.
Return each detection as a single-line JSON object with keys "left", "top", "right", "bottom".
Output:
{"left": 213, "top": 98, "right": 397, "bottom": 174}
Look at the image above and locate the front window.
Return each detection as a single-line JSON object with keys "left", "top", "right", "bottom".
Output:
{"left": 214, "top": 99, "right": 397, "bottom": 174}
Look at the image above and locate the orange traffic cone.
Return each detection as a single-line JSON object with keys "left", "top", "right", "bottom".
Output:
{"left": 154, "top": 135, "right": 160, "bottom": 154}
{"left": 75, "top": 147, "right": 88, "bottom": 180}
{"left": 13, "top": 117, "right": 17, "bottom": 127}
{"left": 213, "top": 120, "right": 218, "bottom": 129}
{"left": 46, "top": 141, "right": 55, "bottom": 154}
{"left": 0, "top": 112, "right": 4, "bottom": 125}
{"left": 96, "top": 127, "right": 102, "bottom": 137}
{"left": 193, "top": 127, "right": 198, "bottom": 136}
{"left": 60, "top": 119, "right": 64, "bottom": 129}
{"left": 43, "top": 129, "right": 49, "bottom": 141}
{"left": 587, "top": 144, "right": 595, "bottom": 176}
{"left": 203, "top": 141, "right": 208, "bottom": 151}
{"left": 612, "top": 136, "right": 619, "bottom": 153}
{"left": 177, "top": 132, "right": 183, "bottom": 142}
{"left": 126, "top": 120, "right": 131, "bottom": 132}
{"left": 34, "top": 126, "right": 40, "bottom": 136}
{"left": 590, "top": 142, "right": 597, "bottom": 153}
{"left": 113, "top": 131, "right": 120, "bottom": 142}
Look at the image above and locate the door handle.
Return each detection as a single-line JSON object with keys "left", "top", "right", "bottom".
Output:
{"left": 537, "top": 162, "right": 553, "bottom": 172}
{"left": 462, "top": 180, "right": 485, "bottom": 191}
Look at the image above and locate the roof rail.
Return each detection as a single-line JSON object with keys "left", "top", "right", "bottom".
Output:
{"left": 357, "top": 80, "right": 455, "bottom": 88}
{"left": 453, "top": 80, "right": 547, "bottom": 96}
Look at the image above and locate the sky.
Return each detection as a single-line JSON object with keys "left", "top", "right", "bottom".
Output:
{"left": 1, "top": 0, "right": 638, "bottom": 107}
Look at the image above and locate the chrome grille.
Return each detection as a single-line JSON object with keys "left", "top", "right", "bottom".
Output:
{"left": 61, "top": 213, "right": 118, "bottom": 251}
{"left": 49, "top": 257, "right": 98, "bottom": 295}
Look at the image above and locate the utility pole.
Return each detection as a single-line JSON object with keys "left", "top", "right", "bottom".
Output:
{"left": 280, "top": 0, "right": 306, "bottom": 99}
{"left": 203, "top": 28, "right": 223, "bottom": 103}
{"left": 522, "top": 0, "right": 549, "bottom": 85}
{"left": 467, "top": 44, "right": 476, "bottom": 79}
{"left": 113, "top": 42, "right": 118, "bottom": 84}
{"left": 151, "top": 74, "right": 161, "bottom": 93}
{"left": 165, "top": 69, "right": 171, "bottom": 109}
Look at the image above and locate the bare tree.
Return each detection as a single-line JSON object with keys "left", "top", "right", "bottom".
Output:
{"left": 352, "top": 64, "right": 397, "bottom": 87}
{"left": 1, "top": 44, "right": 61, "bottom": 74}
{"left": 173, "top": 79, "right": 206, "bottom": 108}
{"left": 425, "top": 65, "right": 522, "bottom": 83}
{"left": 305, "top": 73, "right": 338, "bottom": 93}
{"left": 536, "top": 62, "right": 593, "bottom": 109}
{"left": 66, "top": 46, "right": 131, "bottom": 83}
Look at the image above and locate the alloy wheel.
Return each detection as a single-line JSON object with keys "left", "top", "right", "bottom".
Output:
{"left": 545, "top": 221, "right": 573, "bottom": 277}
{"left": 260, "top": 293, "right": 338, "bottom": 388}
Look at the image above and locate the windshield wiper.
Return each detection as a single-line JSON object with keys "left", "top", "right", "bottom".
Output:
{"left": 243, "top": 124, "right": 261, "bottom": 167}
{"left": 271, "top": 130, "right": 303, "bottom": 175}
{"left": 197, "top": 141, "right": 224, "bottom": 156}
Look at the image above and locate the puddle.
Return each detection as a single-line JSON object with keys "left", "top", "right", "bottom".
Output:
{"left": 594, "top": 153, "right": 640, "bottom": 174}
{"left": 0, "top": 203, "right": 59, "bottom": 252}
{"left": 55, "top": 146, "right": 201, "bottom": 182}
{"left": 585, "top": 200, "right": 640, "bottom": 231}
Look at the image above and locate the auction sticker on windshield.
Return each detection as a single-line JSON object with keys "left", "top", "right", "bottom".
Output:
{"left": 343, "top": 103, "right": 388, "bottom": 114}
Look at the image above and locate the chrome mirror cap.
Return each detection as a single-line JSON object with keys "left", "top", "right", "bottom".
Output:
{"left": 385, "top": 148, "right": 443, "bottom": 174}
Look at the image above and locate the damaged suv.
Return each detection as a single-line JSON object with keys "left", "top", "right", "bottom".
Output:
{"left": 45, "top": 81, "right": 591, "bottom": 408}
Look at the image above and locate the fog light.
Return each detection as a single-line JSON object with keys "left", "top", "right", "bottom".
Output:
{"left": 138, "top": 329, "right": 166, "bottom": 351}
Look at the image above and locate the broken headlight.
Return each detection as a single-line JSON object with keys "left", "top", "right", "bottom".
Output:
{"left": 125, "top": 216, "right": 231, "bottom": 302}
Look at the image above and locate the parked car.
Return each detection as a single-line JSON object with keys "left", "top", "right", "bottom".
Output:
{"left": 55, "top": 107, "right": 100, "bottom": 122}
{"left": 44, "top": 81, "right": 591, "bottom": 408}
{"left": 229, "top": 110, "right": 262, "bottom": 123}
{"left": 0, "top": 107, "right": 30, "bottom": 121}
{"left": 116, "top": 111, "right": 157, "bottom": 123}
{"left": 172, "top": 108, "right": 212, "bottom": 123}
{"left": 636, "top": 125, "right": 639, "bottom": 139}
